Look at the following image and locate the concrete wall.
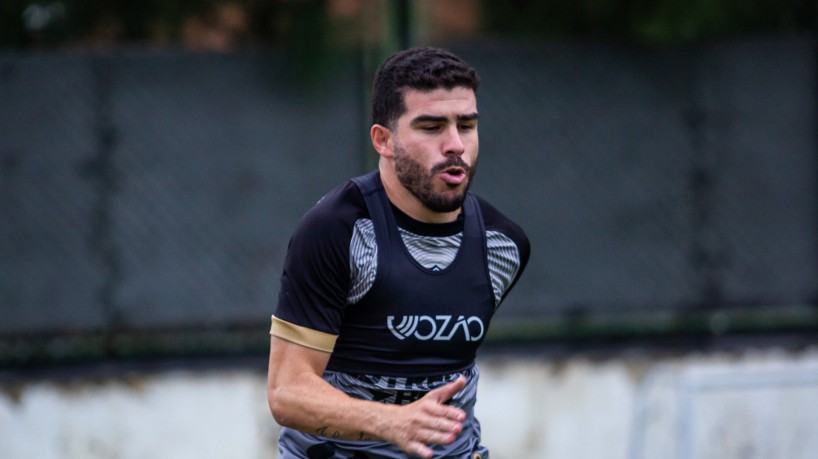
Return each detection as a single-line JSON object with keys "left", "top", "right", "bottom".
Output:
{"left": 2, "top": 347, "right": 817, "bottom": 459}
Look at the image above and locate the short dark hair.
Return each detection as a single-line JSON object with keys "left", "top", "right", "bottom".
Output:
{"left": 371, "top": 47, "right": 480, "bottom": 128}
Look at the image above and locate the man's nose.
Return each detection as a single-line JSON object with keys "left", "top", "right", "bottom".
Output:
{"left": 442, "top": 125, "right": 465, "bottom": 156}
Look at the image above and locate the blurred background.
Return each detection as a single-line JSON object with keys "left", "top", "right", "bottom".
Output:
{"left": 1, "top": 1, "right": 817, "bottom": 458}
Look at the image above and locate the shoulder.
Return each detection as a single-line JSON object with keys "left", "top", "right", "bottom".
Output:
{"left": 284, "top": 179, "right": 370, "bottom": 277}
{"left": 472, "top": 194, "right": 531, "bottom": 264}
{"left": 274, "top": 179, "right": 369, "bottom": 337}
{"left": 291, "top": 179, "right": 368, "bottom": 243}
{"left": 473, "top": 195, "right": 529, "bottom": 246}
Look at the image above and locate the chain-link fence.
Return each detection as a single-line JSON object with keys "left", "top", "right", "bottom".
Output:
{"left": 1, "top": 37, "right": 816, "bottom": 362}
{"left": 460, "top": 37, "right": 818, "bottom": 338}
{"left": 0, "top": 50, "right": 368, "bottom": 361}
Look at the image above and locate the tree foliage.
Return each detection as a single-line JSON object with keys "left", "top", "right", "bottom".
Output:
{"left": 480, "top": 0, "right": 816, "bottom": 44}
{"left": 0, "top": 0, "right": 815, "bottom": 50}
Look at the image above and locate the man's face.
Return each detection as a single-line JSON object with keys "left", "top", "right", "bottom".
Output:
{"left": 391, "top": 86, "right": 479, "bottom": 214}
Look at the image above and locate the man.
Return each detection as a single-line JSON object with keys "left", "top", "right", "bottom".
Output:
{"left": 267, "top": 47, "right": 530, "bottom": 459}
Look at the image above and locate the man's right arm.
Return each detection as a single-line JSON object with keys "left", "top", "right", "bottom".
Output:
{"left": 266, "top": 335, "right": 467, "bottom": 459}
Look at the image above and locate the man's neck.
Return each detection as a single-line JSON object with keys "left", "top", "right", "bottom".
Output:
{"left": 390, "top": 202, "right": 464, "bottom": 237}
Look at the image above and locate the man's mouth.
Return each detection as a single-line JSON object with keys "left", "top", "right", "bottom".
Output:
{"left": 440, "top": 167, "right": 467, "bottom": 185}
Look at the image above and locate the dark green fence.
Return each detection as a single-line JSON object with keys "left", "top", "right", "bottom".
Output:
{"left": 1, "top": 37, "right": 816, "bottom": 364}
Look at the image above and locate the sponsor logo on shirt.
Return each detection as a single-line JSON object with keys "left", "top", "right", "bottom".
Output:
{"left": 387, "top": 315, "right": 485, "bottom": 342}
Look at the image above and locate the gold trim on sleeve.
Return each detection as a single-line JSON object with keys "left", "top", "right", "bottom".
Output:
{"left": 270, "top": 315, "right": 337, "bottom": 353}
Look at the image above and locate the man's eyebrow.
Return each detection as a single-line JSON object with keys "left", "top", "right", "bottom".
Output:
{"left": 410, "top": 115, "right": 447, "bottom": 125}
{"left": 410, "top": 112, "right": 480, "bottom": 125}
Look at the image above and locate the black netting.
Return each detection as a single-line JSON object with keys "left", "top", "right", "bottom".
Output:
{"left": 1, "top": 51, "right": 365, "bottom": 337}
{"left": 457, "top": 38, "right": 818, "bottom": 328}
{"left": 1, "top": 38, "right": 816, "bottom": 358}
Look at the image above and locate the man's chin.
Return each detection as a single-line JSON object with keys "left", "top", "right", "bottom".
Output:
{"left": 425, "top": 191, "right": 467, "bottom": 214}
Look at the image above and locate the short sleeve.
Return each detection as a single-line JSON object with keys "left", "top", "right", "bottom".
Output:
{"left": 271, "top": 181, "right": 365, "bottom": 349}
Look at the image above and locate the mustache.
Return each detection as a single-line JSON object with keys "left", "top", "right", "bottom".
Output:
{"left": 431, "top": 156, "right": 471, "bottom": 174}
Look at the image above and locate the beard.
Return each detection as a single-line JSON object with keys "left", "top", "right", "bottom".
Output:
{"left": 393, "top": 142, "right": 477, "bottom": 213}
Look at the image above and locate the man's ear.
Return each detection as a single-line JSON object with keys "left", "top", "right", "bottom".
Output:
{"left": 370, "top": 124, "right": 393, "bottom": 158}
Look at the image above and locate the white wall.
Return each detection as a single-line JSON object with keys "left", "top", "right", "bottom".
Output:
{"left": 2, "top": 347, "right": 817, "bottom": 459}
{"left": 477, "top": 347, "right": 818, "bottom": 459}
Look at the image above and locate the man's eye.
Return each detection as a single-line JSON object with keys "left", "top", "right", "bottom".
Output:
{"left": 459, "top": 124, "right": 476, "bottom": 131}
{"left": 422, "top": 125, "right": 441, "bottom": 132}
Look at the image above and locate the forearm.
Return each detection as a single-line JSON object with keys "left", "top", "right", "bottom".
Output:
{"left": 267, "top": 336, "right": 466, "bottom": 458}
{"left": 268, "top": 371, "right": 395, "bottom": 441}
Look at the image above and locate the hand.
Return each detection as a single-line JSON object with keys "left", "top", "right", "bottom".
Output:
{"left": 383, "top": 376, "right": 468, "bottom": 458}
